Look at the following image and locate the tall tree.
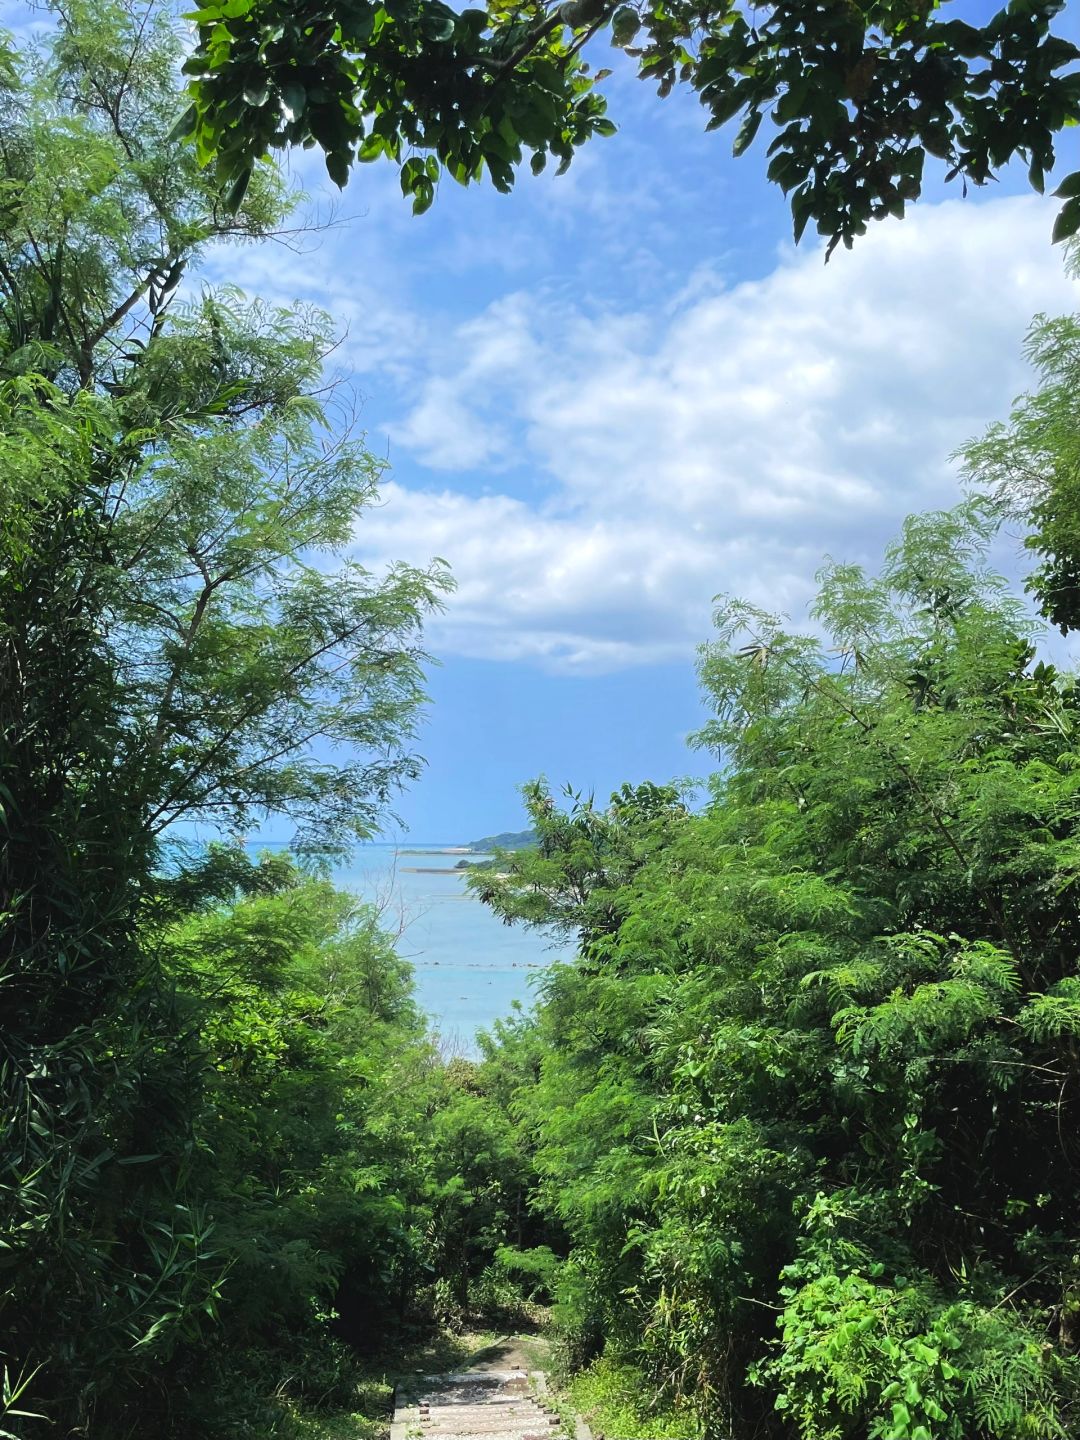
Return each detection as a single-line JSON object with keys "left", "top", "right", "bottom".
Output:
{"left": 962, "top": 266, "right": 1080, "bottom": 637}
{"left": 0, "top": 0, "right": 453, "bottom": 856}
{"left": 0, "top": 0, "right": 284, "bottom": 386}
{"left": 0, "top": 2, "right": 449, "bottom": 1428}
{"left": 478, "top": 498, "right": 1080, "bottom": 1438}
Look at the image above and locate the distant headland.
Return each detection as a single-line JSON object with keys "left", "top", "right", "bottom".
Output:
{"left": 397, "top": 830, "right": 538, "bottom": 875}
{"left": 462, "top": 829, "right": 537, "bottom": 852}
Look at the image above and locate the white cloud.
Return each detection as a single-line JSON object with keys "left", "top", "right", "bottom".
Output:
{"left": 351, "top": 196, "right": 1078, "bottom": 672}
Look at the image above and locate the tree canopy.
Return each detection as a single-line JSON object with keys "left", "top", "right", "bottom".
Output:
{"left": 0, "top": 0, "right": 452, "bottom": 857}
{"left": 0, "top": 5, "right": 461, "bottom": 1430}
{"left": 961, "top": 291, "right": 1080, "bottom": 637}
{"left": 475, "top": 490, "right": 1080, "bottom": 1440}
{"left": 180, "top": 0, "right": 1080, "bottom": 251}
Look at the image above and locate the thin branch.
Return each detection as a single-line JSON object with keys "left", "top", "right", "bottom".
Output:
{"left": 83, "top": 270, "right": 158, "bottom": 356}
{"left": 143, "top": 554, "right": 232, "bottom": 766}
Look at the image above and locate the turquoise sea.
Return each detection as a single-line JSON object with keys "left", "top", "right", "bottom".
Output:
{"left": 253, "top": 841, "right": 569, "bottom": 1049}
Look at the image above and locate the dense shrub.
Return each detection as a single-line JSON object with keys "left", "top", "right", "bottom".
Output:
{"left": 479, "top": 493, "right": 1080, "bottom": 1438}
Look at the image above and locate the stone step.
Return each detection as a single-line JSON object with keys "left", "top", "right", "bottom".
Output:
{"left": 403, "top": 1381, "right": 531, "bottom": 1403}
{"left": 420, "top": 1395, "right": 543, "bottom": 1405}
{"left": 421, "top": 1425, "right": 558, "bottom": 1435}
{"left": 420, "top": 1408, "right": 554, "bottom": 1421}
{"left": 392, "top": 1365, "right": 570, "bottom": 1440}
{"left": 421, "top": 1417, "right": 550, "bottom": 1429}
{"left": 414, "top": 1428, "right": 552, "bottom": 1440}
{"left": 420, "top": 1405, "right": 546, "bottom": 1419}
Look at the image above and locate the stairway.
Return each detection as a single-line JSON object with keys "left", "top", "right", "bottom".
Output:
{"left": 391, "top": 1368, "right": 568, "bottom": 1440}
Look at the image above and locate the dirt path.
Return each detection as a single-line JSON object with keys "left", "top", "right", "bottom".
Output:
{"left": 461, "top": 1334, "right": 551, "bottom": 1374}
{"left": 393, "top": 1327, "right": 553, "bottom": 1379}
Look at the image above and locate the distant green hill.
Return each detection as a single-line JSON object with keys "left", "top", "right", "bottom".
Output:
{"left": 466, "top": 829, "right": 538, "bottom": 852}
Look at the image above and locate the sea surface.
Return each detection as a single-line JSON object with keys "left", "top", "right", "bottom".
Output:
{"left": 252, "top": 841, "right": 570, "bottom": 1049}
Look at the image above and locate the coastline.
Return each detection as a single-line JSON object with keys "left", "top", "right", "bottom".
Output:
{"left": 397, "top": 846, "right": 472, "bottom": 855}
{"left": 400, "top": 865, "right": 468, "bottom": 875}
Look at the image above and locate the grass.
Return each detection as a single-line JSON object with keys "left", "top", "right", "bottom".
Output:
{"left": 285, "top": 1410, "right": 387, "bottom": 1440}
{"left": 280, "top": 1374, "right": 394, "bottom": 1440}
{"left": 563, "top": 1358, "right": 701, "bottom": 1440}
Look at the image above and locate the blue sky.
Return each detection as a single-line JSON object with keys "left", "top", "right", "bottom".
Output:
{"left": 207, "top": 19, "right": 1080, "bottom": 842}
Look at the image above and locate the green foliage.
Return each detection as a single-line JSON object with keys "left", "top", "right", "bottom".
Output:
{"left": 476, "top": 481, "right": 1080, "bottom": 1436}
{"left": 0, "top": 380, "right": 221, "bottom": 1427}
{"left": 470, "top": 778, "right": 688, "bottom": 945}
{"left": 567, "top": 1357, "right": 701, "bottom": 1440}
{"left": 494, "top": 1243, "right": 563, "bottom": 1300}
{"left": 158, "top": 864, "right": 452, "bottom": 1430}
{"left": 184, "top": 0, "right": 1080, "bottom": 251}
{"left": 962, "top": 299, "right": 1080, "bottom": 635}
{"left": 0, "top": 0, "right": 453, "bottom": 856}
{"left": 763, "top": 1261, "right": 1072, "bottom": 1440}
{"left": 0, "top": 3, "right": 455, "bottom": 1433}
{"left": 0, "top": 0, "right": 287, "bottom": 386}
{"left": 181, "top": 0, "right": 611, "bottom": 214}
{"left": 416, "top": 1051, "right": 551, "bottom": 1320}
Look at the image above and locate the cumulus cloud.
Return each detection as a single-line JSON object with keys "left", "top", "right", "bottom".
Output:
{"left": 350, "top": 196, "right": 1078, "bottom": 672}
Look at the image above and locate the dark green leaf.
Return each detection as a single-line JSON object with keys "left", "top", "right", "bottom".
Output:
{"left": 326, "top": 149, "right": 351, "bottom": 187}
{"left": 223, "top": 164, "right": 252, "bottom": 211}
{"left": 732, "top": 108, "right": 762, "bottom": 157}
{"left": 281, "top": 80, "right": 306, "bottom": 117}
{"left": 1052, "top": 194, "right": 1080, "bottom": 242}
{"left": 167, "top": 103, "right": 199, "bottom": 144}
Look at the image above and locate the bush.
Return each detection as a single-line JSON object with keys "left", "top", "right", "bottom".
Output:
{"left": 494, "top": 1246, "right": 563, "bottom": 1302}
{"left": 568, "top": 1358, "right": 701, "bottom": 1440}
